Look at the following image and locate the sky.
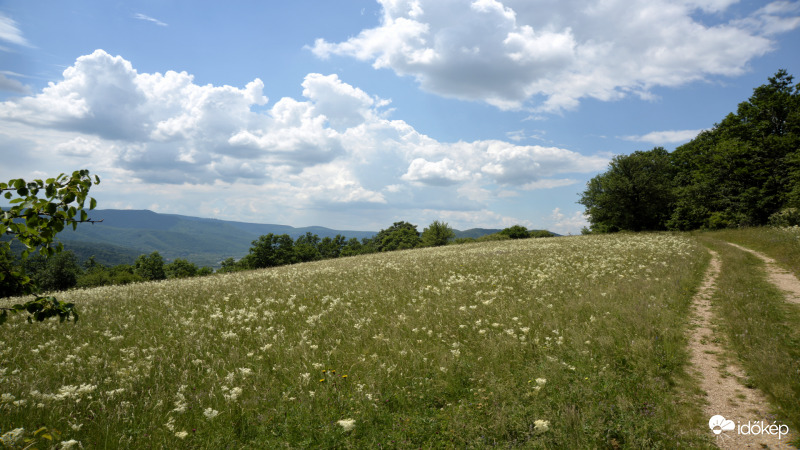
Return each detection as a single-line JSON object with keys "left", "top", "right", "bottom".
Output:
{"left": 0, "top": 0, "right": 799, "bottom": 234}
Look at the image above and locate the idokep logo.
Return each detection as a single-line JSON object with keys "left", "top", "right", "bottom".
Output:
{"left": 709, "top": 415, "right": 735, "bottom": 435}
{"left": 709, "top": 415, "right": 790, "bottom": 440}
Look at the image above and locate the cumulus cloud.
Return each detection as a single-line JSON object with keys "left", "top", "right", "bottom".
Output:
{"left": 0, "top": 49, "right": 610, "bottom": 228}
{"left": 310, "top": 0, "right": 799, "bottom": 112}
{"left": 549, "top": 207, "right": 589, "bottom": 235}
{"left": 621, "top": 129, "right": 704, "bottom": 144}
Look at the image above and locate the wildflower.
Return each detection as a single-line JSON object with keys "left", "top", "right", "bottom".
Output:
{"left": 203, "top": 407, "right": 220, "bottom": 419}
{"left": 337, "top": 418, "right": 356, "bottom": 432}
{"left": 60, "top": 439, "right": 82, "bottom": 449}
{"left": 534, "top": 419, "right": 550, "bottom": 434}
{"left": 223, "top": 387, "right": 242, "bottom": 402}
{"left": 536, "top": 378, "right": 547, "bottom": 386}
{"left": 175, "top": 430, "right": 189, "bottom": 439}
{"left": 0, "top": 428, "right": 24, "bottom": 447}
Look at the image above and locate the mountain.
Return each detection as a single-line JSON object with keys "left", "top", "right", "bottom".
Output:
{"left": 57, "top": 209, "right": 376, "bottom": 267}
{"left": 47, "top": 209, "right": 540, "bottom": 268}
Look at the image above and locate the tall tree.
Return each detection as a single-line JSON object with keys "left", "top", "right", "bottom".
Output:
{"left": 421, "top": 220, "right": 455, "bottom": 247}
{"left": 580, "top": 147, "right": 676, "bottom": 232}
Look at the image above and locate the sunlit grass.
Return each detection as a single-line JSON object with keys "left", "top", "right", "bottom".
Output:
{"left": 1, "top": 233, "right": 713, "bottom": 448}
{"left": 702, "top": 226, "right": 800, "bottom": 278}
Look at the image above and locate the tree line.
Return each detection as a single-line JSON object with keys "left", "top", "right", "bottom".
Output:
{"left": 1, "top": 220, "right": 554, "bottom": 297}
{"left": 580, "top": 70, "right": 800, "bottom": 233}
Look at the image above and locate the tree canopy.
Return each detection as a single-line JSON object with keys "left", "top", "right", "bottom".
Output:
{"left": 581, "top": 70, "right": 800, "bottom": 233}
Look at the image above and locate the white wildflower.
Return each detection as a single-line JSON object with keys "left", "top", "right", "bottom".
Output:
{"left": 337, "top": 418, "right": 356, "bottom": 432}
{"left": 60, "top": 439, "right": 82, "bottom": 449}
{"left": 534, "top": 419, "right": 550, "bottom": 434}
{"left": 203, "top": 407, "right": 220, "bottom": 419}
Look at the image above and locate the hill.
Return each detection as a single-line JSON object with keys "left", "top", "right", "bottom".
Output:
{"left": 56, "top": 209, "right": 377, "bottom": 267}
{"left": 46, "top": 209, "right": 549, "bottom": 267}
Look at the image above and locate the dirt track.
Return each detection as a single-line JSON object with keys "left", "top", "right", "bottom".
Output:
{"left": 688, "top": 245, "right": 798, "bottom": 449}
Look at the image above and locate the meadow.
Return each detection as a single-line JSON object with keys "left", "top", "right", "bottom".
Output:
{"left": 0, "top": 232, "right": 741, "bottom": 448}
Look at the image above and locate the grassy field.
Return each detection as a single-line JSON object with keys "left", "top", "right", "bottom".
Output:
{"left": 1, "top": 233, "right": 723, "bottom": 448}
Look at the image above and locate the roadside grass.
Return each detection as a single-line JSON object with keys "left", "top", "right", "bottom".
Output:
{"left": 1, "top": 234, "right": 713, "bottom": 448}
{"left": 703, "top": 226, "right": 800, "bottom": 278}
{"left": 697, "top": 236, "right": 800, "bottom": 443}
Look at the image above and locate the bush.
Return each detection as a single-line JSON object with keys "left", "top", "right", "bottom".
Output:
{"left": 768, "top": 208, "right": 800, "bottom": 227}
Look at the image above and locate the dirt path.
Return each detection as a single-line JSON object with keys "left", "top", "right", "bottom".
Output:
{"left": 726, "top": 242, "right": 800, "bottom": 305}
{"left": 688, "top": 249, "right": 796, "bottom": 449}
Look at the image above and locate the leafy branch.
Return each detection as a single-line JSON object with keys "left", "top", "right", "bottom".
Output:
{"left": 1, "top": 169, "right": 100, "bottom": 325}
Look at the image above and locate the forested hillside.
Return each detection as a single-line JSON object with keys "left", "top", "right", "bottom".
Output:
{"left": 581, "top": 70, "right": 800, "bottom": 232}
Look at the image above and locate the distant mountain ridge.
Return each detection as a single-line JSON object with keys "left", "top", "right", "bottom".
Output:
{"left": 50, "top": 209, "right": 538, "bottom": 267}
{"left": 56, "top": 209, "right": 376, "bottom": 267}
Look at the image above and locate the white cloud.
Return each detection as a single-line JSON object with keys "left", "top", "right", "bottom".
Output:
{"left": 621, "top": 129, "right": 704, "bottom": 144}
{"left": 401, "top": 157, "right": 472, "bottom": 185}
{"left": 0, "top": 13, "right": 30, "bottom": 48}
{"left": 0, "top": 49, "right": 610, "bottom": 229}
{"left": 548, "top": 207, "right": 589, "bottom": 235}
{"left": 310, "top": 0, "right": 799, "bottom": 112}
{"left": 133, "top": 13, "right": 168, "bottom": 27}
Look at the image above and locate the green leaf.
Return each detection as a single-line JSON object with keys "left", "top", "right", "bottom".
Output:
{"left": 90, "top": 197, "right": 97, "bottom": 209}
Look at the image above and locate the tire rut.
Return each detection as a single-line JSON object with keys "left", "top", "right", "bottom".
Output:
{"left": 688, "top": 249, "right": 796, "bottom": 449}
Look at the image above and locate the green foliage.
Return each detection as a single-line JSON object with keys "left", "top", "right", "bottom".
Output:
{"left": 244, "top": 233, "right": 298, "bottom": 269}
{"left": 23, "top": 251, "right": 82, "bottom": 292}
{"left": 165, "top": 258, "right": 199, "bottom": 279}
{"left": 0, "top": 170, "right": 98, "bottom": 324}
{"left": 499, "top": 225, "right": 531, "bottom": 239}
{"left": 768, "top": 208, "right": 800, "bottom": 227}
{"left": 580, "top": 147, "right": 676, "bottom": 232}
{"left": 421, "top": 220, "right": 455, "bottom": 247}
{"left": 583, "top": 71, "right": 800, "bottom": 233}
{"left": 134, "top": 251, "right": 166, "bottom": 281}
{"left": 373, "top": 221, "right": 421, "bottom": 251}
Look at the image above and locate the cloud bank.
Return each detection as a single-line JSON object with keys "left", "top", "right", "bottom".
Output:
{"left": 311, "top": 0, "right": 799, "bottom": 112}
{"left": 0, "top": 50, "right": 608, "bottom": 229}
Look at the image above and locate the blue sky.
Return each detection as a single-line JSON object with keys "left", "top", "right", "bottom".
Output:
{"left": 1, "top": 0, "right": 799, "bottom": 234}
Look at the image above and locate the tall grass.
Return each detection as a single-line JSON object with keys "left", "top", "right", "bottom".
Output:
{"left": 702, "top": 226, "right": 800, "bottom": 278}
{"left": 1, "top": 234, "right": 712, "bottom": 448}
{"left": 698, "top": 236, "right": 800, "bottom": 441}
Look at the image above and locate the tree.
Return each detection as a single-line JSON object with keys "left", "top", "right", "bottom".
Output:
{"left": 319, "top": 235, "right": 347, "bottom": 259}
{"left": 668, "top": 70, "right": 800, "bottom": 229}
{"left": 580, "top": 147, "right": 676, "bottom": 232}
{"left": 244, "top": 233, "right": 297, "bottom": 269}
{"left": 294, "top": 232, "right": 321, "bottom": 262}
{"left": 421, "top": 220, "right": 455, "bottom": 246}
{"left": 134, "top": 251, "right": 166, "bottom": 281}
{"left": 373, "top": 221, "right": 421, "bottom": 251}
{"left": 24, "top": 251, "right": 83, "bottom": 292}
{"left": 165, "top": 258, "right": 198, "bottom": 279}
{"left": 1, "top": 170, "right": 100, "bottom": 324}
{"left": 499, "top": 225, "right": 530, "bottom": 239}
